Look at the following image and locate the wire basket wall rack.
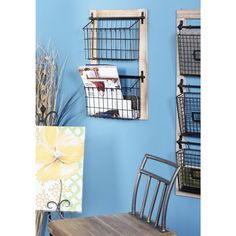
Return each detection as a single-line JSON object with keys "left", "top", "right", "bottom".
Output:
{"left": 176, "top": 148, "right": 200, "bottom": 194}
{"left": 84, "top": 73, "right": 144, "bottom": 120}
{"left": 83, "top": 12, "right": 145, "bottom": 61}
{"left": 177, "top": 21, "right": 201, "bottom": 76}
{"left": 176, "top": 92, "right": 200, "bottom": 137}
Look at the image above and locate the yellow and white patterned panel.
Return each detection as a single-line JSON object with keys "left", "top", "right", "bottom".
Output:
{"left": 36, "top": 126, "right": 85, "bottom": 212}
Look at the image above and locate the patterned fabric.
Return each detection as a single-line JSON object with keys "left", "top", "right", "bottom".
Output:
{"left": 36, "top": 126, "right": 85, "bottom": 212}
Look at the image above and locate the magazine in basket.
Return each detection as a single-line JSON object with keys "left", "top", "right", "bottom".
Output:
{"left": 79, "top": 64, "right": 137, "bottom": 119}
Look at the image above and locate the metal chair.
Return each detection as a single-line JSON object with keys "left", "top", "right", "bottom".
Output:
{"left": 48, "top": 154, "right": 180, "bottom": 236}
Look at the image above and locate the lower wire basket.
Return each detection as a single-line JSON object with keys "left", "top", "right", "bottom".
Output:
{"left": 176, "top": 149, "right": 200, "bottom": 194}
{"left": 84, "top": 76, "right": 140, "bottom": 120}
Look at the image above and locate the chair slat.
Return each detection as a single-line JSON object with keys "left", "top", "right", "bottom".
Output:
{"left": 154, "top": 184, "right": 167, "bottom": 227}
{"left": 140, "top": 176, "right": 151, "bottom": 219}
{"left": 140, "top": 169, "right": 170, "bottom": 185}
{"left": 145, "top": 154, "right": 179, "bottom": 168}
{"left": 147, "top": 181, "right": 161, "bottom": 223}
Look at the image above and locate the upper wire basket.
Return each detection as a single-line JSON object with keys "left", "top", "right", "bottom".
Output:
{"left": 83, "top": 18, "right": 140, "bottom": 61}
{"left": 176, "top": 148, "right": 200, "bottom": 194}
{"left": 177, "top": 92, "right": 200, "bottom": 137}
{"left": 178, "top": 26, "right": 201, "bottom": 76}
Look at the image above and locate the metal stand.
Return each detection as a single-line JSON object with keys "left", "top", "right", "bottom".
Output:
{"left": 47, "top": 180, "right": 71, "bottom": 235}
{"left": 36, "top": 104, "right": 58, "bottom": 126}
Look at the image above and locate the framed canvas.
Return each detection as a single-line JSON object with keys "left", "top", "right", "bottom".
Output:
{"left": 36, "top": 126, "right": 85, "bottom": 212}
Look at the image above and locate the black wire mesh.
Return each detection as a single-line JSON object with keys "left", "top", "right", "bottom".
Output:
{"left": 84, "top": 77, "right": 140, "bottom": 119}
{"left": 178, "top": 30, "right": 201, "bottom": 76}
{"left": 176, "top": 149, "right": 200, "bottom": 194}
{"left": 177, "top": 92, "right": 200, "bottom": 137}
{"left": 83, "top": 19, "right": 140, "bottom": 61}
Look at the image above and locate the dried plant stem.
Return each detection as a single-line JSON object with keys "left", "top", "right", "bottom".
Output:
{"left": 36, "top": 45, "right": 66, "bottom": 126}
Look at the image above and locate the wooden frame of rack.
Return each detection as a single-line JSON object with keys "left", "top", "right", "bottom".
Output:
{"left": 176, "top": 9, "right": 201, "bottom": 199}
{"left": 86, "top": 9, "right": 148, "bottom": 120}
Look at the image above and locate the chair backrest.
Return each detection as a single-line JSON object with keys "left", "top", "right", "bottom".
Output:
{"left": 131, "top": 154, "right": 180, "bottom": 232}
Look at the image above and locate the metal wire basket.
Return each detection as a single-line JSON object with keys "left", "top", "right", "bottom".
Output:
{"left": 83, "top": 18, "right": 140, "bottom": 61}
{"left": 177, "top": 92, "right": 200, "bottom": 137}
{"left": 176, "top": 149, "right": 200, "bottom": 194}
{"left": 178, "top": 29, "right": 201, "bottom": 76}
{"left": 84, "top": 76, "right": 141, "bottom": 120}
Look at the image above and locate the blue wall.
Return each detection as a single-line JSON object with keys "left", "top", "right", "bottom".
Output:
{"left": 37, "top": 1, "right": 200, "bottom": 236}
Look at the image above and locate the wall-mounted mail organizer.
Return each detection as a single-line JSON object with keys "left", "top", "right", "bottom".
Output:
{"left": 176, "top": 10, "right": 201, "bottom": 197}
{"left": 82, "top": 9, "right": 148, "bottom": 120}
{"left": 177, "top": 20, "right": 201, "bottom": 76}
{"left": 84, "top": 73, "right": 144, "bottom": 120}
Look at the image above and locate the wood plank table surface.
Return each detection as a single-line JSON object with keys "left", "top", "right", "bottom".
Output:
{"left": 48, "top": 213, "right": 176, "bottom": 236}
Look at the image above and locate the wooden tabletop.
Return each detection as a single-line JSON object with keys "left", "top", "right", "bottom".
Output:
{"left": 48, "top": 213, "right": 176, "bottom": 236}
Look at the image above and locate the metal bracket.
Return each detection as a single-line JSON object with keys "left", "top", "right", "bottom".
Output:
{"left": 140, "top": 12, "right": 145, "bottom": 24}
{"left": 178, "top": 20, "right": 200, "bottom": 30}
{"left": 89, "top": 11, "right": 145, "bottom": 24}
{"left": 119, "top": 71, "right": 145, "bottom": 83}
{"left": 140, "top": 70, "right": 145, "bottom": 83}
{"left": 178, "top": 79, "right": 201, "bottom": 94}
{"left": 177, "top": 135, "right": 200, "bottom": 149}
{"left": 90, "top": 12, "right": 94, "bottom": 23}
